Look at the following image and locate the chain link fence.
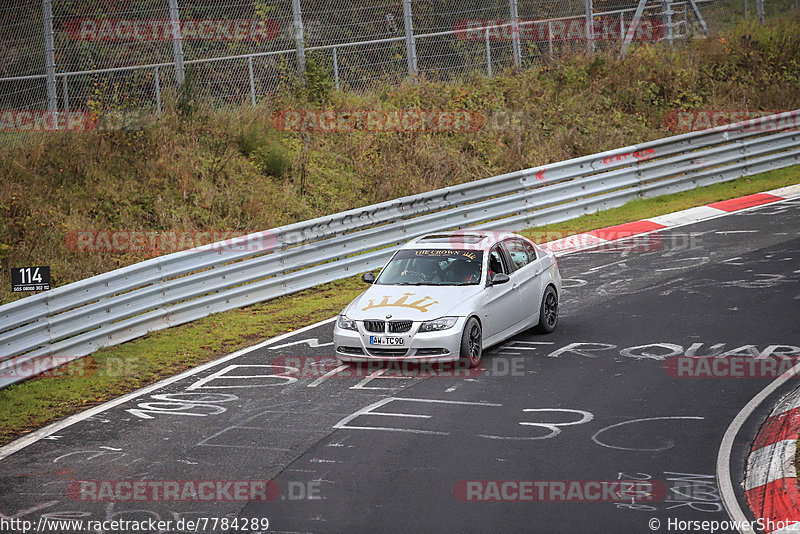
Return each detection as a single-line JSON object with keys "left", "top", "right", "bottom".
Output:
{"left": 0, "top": 0, "right": 797, "bottom": 129}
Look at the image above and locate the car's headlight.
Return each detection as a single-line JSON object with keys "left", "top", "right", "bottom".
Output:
{"left": 337, "top": 315, "right": 358, "bottom": 331}
{"left": 419, "top": 316, "right": 458, "bottom": 332}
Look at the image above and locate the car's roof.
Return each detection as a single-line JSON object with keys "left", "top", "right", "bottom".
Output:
{"left": 402, "top": 231, "right": 532, "bottom": 251}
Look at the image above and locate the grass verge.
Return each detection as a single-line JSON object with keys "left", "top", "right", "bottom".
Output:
{"left": 1, "top": 165, "right": 798, "bottom": 446}
{"left": 518, "top": 165, "right": 800, "bottom": 240}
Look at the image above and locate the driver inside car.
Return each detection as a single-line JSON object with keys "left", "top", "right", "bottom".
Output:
{"left": 444, "top": 258, "right": 481, "bottom": 284}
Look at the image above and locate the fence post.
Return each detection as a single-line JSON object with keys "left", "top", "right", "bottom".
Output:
{"left": 402, "top": 0, "right": 418, "bottom": 76}
{"left": 621, "top": 0, "right": 648, "bottom": 55}
{"left": 155, "top": 66, "right": 162, "bottom": 115}
{"left": 485, "top": 26, "right": 492, "bottom": 77}
{"left": 585, "top": 0, "right": 594, "bottom": 53}
{"left": 292, "top": 0, "right": 306, "bottom": 75}
{"left": 683, "top": 2, "right": 688, "bottom": 37}
{"left": 248, "top": 56, "right": 256, "bottom": 108}
{"left": 61, "top": 74, "right": 69, "bottom": 128}
{"left": 687, "top": 0, "right": 708, "bottom": 33}
{"left": 168, "top": 0, "right": 185, "bottom": 89}
{"left": 42, "top": 0, "right": 58, "bottom": 126}
{"left": 662, "top": 0, "right": 674, "bottom": 45}
{"left": 548, "top": 21, "right": 554, "bottom": 56}
{"left": 509, "top": 0, "right": 521, "bottom": 68}
{"left": 333, "top": 47, "right": 340, "bottom": 91}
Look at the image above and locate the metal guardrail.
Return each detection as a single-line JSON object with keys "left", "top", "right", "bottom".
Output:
{"left": 1, "top": 110, "right": 798, "bottom": 388}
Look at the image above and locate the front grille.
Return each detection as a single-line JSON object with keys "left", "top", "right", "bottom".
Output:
{"left": 337, "top": 346, "right": 364, "bottom": 355}
{"left": 368, "top": 348, "right": 409, "bottom": 357}
{"left": 363, "top": 320, "right": 385, "bottom": 333}
{"left": 388, "top": 320, "right": 413, "bottom": 333}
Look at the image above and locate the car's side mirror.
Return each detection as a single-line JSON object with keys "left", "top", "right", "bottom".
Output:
{"left": 490, "top": 272, "right": 510, "bottom": 285}
{"left": 361, "top": 272, "right": 376, "bottom": 284}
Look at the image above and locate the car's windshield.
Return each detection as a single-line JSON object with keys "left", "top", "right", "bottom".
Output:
{"left": 375, "top": 249, "right": 484, "bottom": 286}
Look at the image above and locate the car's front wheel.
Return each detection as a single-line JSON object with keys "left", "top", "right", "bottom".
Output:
{"left": 534, "top": 285, "right": 558, "bottom": 334}
{"left": 458, "top": 317, "right": 482, "bottom": 368}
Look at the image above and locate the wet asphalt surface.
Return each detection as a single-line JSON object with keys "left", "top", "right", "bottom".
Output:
{"left": 0, "top": 198, "right": 798, "bottom": 533}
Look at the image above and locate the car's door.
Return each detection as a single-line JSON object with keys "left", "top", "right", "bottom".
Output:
{"left": 504, "top": 237, "right": 544, "bottom": 326}
{"left": 482, "top": 243, "right": 523, "bottom": 340}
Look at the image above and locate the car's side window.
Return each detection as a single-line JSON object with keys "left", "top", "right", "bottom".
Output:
{"left": 488, "top": 246, "right": 508, "bottom": 277}
{"left": 504, "top": 238, "right": 537, "bottom": 270}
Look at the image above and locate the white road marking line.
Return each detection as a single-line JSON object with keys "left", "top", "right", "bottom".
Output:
{"left": 269, "top": 338, "right": 334, "bottom": 350}
{"left": 716, "top": 360, "right": 800, "bottom": 534}
{"left": 766, "top": 183, "right": 800, "bottom": 197}
{"left": 557, "top": 194, "right": 800, "bottom": 258}
{"left": 333, "top": 397, "right": 501, "bottom": 435}
{"left": 196, "top": 442, "right": 293, "bottom": 451}
{"left": 591, "top": 416, "right": 705, "bottom": 451}
{"left": 647, "top": 205, "right": 723, "bottom": 227}
{"left": 366, "top": 412, "right": 431, "bottom": 418}
{"left": 0, "top": 317, "right": 336, "bottom": 461}
{"left": 307, "top": 364, "right": 350, "bottom": 388}
{"left": 3, "top": 190, "right": 797, "bottom": 466}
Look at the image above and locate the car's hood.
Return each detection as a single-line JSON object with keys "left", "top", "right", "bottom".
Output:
{"left": 344, "top": 284, "right": 482, "bottom": 321}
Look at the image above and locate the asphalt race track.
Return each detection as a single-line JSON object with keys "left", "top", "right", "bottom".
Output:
{"left": 1, "top": 197, "right": 799, "bottom": 534}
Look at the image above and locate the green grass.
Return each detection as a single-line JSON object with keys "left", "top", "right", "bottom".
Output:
{"left": 0, "top": 275, "right": 366, "bottom": 445}
{"left": 1, "top": 165, "right": 797, "bottom": 446}
{"left": 518, "top": 165, "right": 800, "bottom": 241}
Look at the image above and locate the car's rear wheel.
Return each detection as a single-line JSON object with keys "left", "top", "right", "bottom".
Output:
{"left": 534, "top": 286, "right": 558, "bottom": 334}
{"left": 458, "top": 317, "right": 482, "bottom": 368}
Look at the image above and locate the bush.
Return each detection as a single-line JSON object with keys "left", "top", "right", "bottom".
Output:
{"left": 253, "top": 138, "right": 293, "bottom": 179}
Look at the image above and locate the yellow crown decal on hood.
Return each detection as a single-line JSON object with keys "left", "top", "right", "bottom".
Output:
{"left": 361, "top": 293, "right": 438, "bottom": 313}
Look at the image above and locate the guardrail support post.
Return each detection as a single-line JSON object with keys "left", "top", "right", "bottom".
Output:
{"left": 292, "top": 0, "right": 306, "bottom": 75}
{"left": 402, "top": 0, "right": 418, "bottom": 77}
{"left": 585, "top": 0, "right": 595, "bottom": 52}
{"left": 168, "top": 0, "right": 185, "bottom": 90}
{"left": 509, "top": 0, "right": 522, "bottom": 68}
{"left": 42, "top": 0, "right": 58, "bottom": 126}
{"left": 155, "top": 66, "right": 162, "bottom": 115}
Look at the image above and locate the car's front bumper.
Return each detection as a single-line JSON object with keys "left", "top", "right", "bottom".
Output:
{"left": 333, "top": 317, "right": 467, "bottom": 363}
